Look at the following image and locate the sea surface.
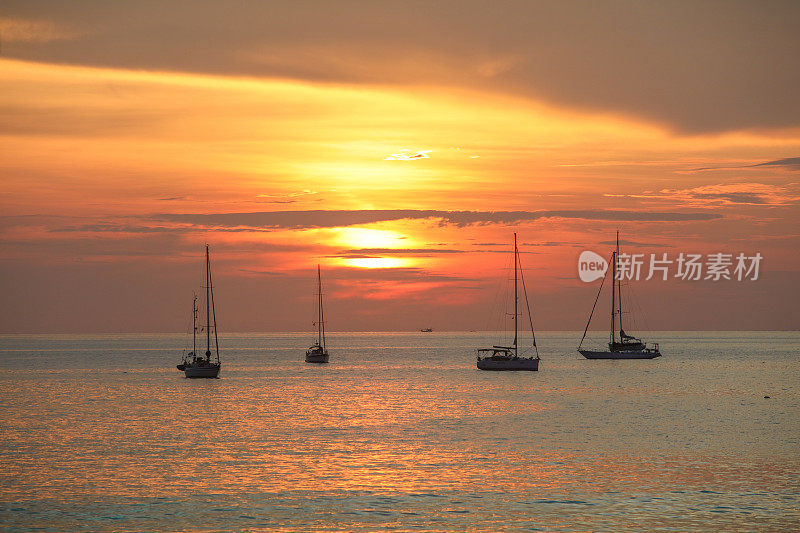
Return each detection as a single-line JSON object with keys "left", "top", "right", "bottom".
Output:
{"left": 1, "top": 331, "right": 798, "bottom": 532}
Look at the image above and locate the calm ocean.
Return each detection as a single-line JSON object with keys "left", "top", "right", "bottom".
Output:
{"left": 1, "top": 332, "right": 798, "bottom": 531}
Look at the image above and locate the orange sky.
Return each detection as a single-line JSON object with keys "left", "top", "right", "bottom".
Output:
{"left": 1, "top": 3, "right": 799, "bottom": 332}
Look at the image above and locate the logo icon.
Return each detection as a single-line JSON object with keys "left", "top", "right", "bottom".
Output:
{"left": 578, "top": 251, "right": 608, "bottom": 282}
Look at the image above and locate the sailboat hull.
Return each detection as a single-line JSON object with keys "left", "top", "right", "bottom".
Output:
{"left": 477, "top": 357, "right": 539, "bottom": 371}
{"left": 183, "top": 363, "right": 221, "bottom": 378}
{"left": 579, "top": 349, "right": 660, "bottom": 360}
{"left": 305, "top": 352, "right": 329, "bottom": 363}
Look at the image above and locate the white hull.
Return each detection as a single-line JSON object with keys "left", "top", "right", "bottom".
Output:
{"left": 183, "top": 363, "right": 221, "bottom": 378}
{"left": 477, "top": 357, "right": 539, "bottom": 371}
{"left": 579, "top": 349, "right": 660, "bottom": 360}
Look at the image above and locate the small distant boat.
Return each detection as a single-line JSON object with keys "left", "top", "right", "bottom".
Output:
{"left": 305, "top": 265, "right": 329, "bottom": 363}
{"left": 177, "top": 245, "right": 221, "bottom": 378}
{"left": 420, "top": 328, "right": 433, "bottom": 332}
{"left": 578, "top": 231, "right": 661, "bottom": 359}
{"left": 477, "top": 233, "right": 540, "bottom": 371}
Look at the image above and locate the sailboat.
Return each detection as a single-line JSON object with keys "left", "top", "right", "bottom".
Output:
{"left": 176, "top": 245, "right": 222, "bottom": 377}
{"left": 477, "top": 233, "right": 540, "bottom": 371}
{"left": 305, "top": 265, "right": 329, "bottom": 363}
{"left": 578, "top": 231, "right": 661, "bottom": 359}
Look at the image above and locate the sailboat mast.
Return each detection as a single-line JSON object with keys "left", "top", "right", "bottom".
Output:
{"left": 317, "top": 265, "right": 323, "bottom": 348}
{"left": 192, "top": 293, "right": 197, "bottom": 355}
{"left": 209, "top": 253, "right": 220, "bottom": 364}
{"left": 205, "top": 244, "right": 211, "bottom": 359}
{"left": 513, "top": 232, "right": 518, "bottom": 356}
{"left": 610, "top": 249, "right": 616, "bottom": 345}
{"left": 617, "top": 230, "right": 623, "bottom": 337}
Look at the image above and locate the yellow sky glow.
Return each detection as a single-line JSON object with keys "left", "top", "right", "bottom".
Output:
{"left": 1, "top": 56, "right": 799, "bottom": 330}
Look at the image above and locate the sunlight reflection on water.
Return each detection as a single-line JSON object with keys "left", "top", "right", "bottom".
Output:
{"left": 1, "top": 332, "right": 798, "bottom": 531}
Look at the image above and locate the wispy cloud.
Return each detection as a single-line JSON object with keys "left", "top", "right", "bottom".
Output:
{"left": 329, "top": 247, "right": 537, "bottom": 257}
{"left": 384, "top": 149, "right": 432, "bottom": 161}
{"left": 598, "top": 239, "right": 671, "bottom": 248}
{"left": 335, "top": 248, "right": 466, "bottom": 256}
{"left": 303, "top": 265, "right": 480, "bottom": 284}
{"left": 690, "top": 156, "right": 800, "bottom": 172}
{"left": 49, "top": 224, "right": 273, "bottom": 234}
{"left": 0, "top": 17, "right": 80, "bottom": 43}
{"left": 658, "top": 183, "right": 800, "bottom": 206}
{"left": 752, "top": 157, "right": 800, "bottom": 170}
{"left": 606, "top": 182, "right": 800, "bottom": 207}
{"left": 256, "top": 189, "right": 318, "bottom": 199}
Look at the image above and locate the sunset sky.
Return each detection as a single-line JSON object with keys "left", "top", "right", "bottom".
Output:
{"left": 1, "top": 1, "right": 799, "bottom": 333}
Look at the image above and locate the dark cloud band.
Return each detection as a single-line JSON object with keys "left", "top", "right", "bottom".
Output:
{"left": 154, "top": 209, "right": 722, "bottom": 230}
{"left": 3, "top": 3, "right": 799, "bottom": 133}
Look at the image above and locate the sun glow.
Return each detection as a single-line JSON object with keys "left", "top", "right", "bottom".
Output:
{"left": 332, "top": 228, "right": 411, "bottom": 249}
{"left": 341, "top": 257, "right": 413, "bottom": 269}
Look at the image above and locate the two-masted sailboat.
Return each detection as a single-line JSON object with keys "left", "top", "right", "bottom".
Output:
{"left": 305, "top": 265, "right": 329, "bottom": 363}
{"left": 578, "top": 232, "right": 661, "bottom": 359}
{"left": 177, "top": 245, "right": 222, "bottom": 378}
{"left": 477, "top": 233, "right": 540, "bottom": 371}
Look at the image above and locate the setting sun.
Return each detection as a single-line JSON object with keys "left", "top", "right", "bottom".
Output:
{"left": 330, "top": 228, "right": 411, "bottom": 250}
{"left": 339, "top": 257, "right": 414, "bottom": 269}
